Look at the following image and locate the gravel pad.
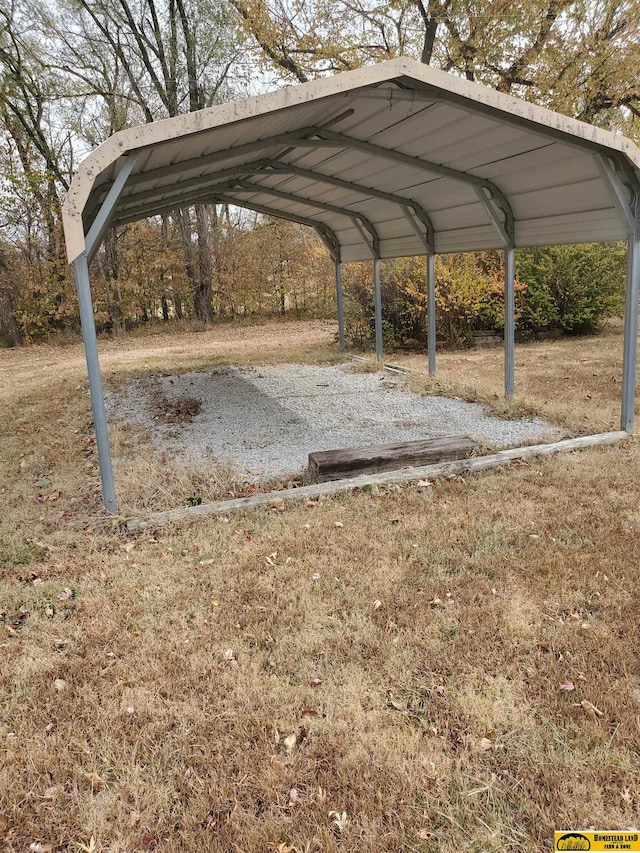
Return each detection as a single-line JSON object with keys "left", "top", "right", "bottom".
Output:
{"left": 106, "top": 364, "right": 564, "bottom": 479}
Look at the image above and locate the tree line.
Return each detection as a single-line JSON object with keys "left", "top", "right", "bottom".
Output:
{"left": 0, "top": 1, "right": 638, "bottom": 346}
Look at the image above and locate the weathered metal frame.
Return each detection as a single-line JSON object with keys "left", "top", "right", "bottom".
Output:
{"left": 596, "top": 153, "right": 640, "bottom": 432}
{"left": 111, "top": 154, "right": 440, "bottom": 366}
{"left": 73, "top": 157, "right": 139, "bottom": 514}
{"left": 60, "top": 57, "right": 640, "bottom": 516}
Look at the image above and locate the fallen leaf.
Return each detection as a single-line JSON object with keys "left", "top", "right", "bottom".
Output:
{"left": 577, "top": 699, "right": 604, "bottom": 720}
{"left": 484, "top": 728, "right": 497, "bottom": 740}
{"left": 268, "top": 497, "right": 286, "bottom": 512}
{"left": 283, "top": 733, "right": 297, "bottom": 754}
{"left": 6, "top": 624, "right": 18, "bottom": 637}
{"left": 310, "top": 677, "right": 322, "bottom": 687}
{"left": 29, "top": 844, "right": 53, "bottom": 853}
{"left": 83, "top": 771, "right": 106, "bottom": 789}
{"left": 334, "top": 521, "right": 344, "bottom": 528}
{"left": 45, "top": 606, "right": 54, "bottom": 618}
{"left": 57, "top": 588, "right": 73, "bottom": 602}
{"left": 53, "top": 678, "right": 66, "bottom": 692}
{"left": 199, "top": 558, "right": 215, "bottom": 566}
{"left": 373, "top": 599, "right": 383, "bottom": 610}
{"left": 478, "top": 737, "right": 493, "bottom": 751}
{"left": 417, "top": 829, "right": 431, "bottom": 840}
{"left": 42, "top": 786, "right": 63, "bottom": 800}
{"left": 288, "top": 787, "right": 300, "bottom": 807}
{"left": 217, "top": 515, "right": 230, "bottom": 523}
{"left": 567, "top": 613, "right": 581, "bottom": 623}
{"left": 36, "top": 478, "right": 50, "bottom": 488}
{"left": 137, "top": 834, "right": 155, "bottom": 851}
{"left": 559, "top": 677, "right": 575, "bottom": 691}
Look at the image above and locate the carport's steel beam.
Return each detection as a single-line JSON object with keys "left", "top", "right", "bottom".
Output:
{"left": 401, "top": 203, "right": 437, "bottom": 375}
{"left": 427, "top": 253, "right": 436, "bottom": 376}
{"left": 113, "top": 158, "right": 435, "bottom": 250}
{"left": 621, "top": 232, "right": 640, "bottom": 432}
{"left": 401, "top": 204, "right": 434, "bottom": 255}
{"left": 374, "top": 257, "right": 383, "bottom": 360}
{"left": 335, "top": 261, "right": 345, "bottom": 351}
{"left": 287, "top": 127, "right": 514, "bottom": 239}
{"left": 212, "top": 193, "right": 345, "bottom": 256}
{"left": 593, "top": 153, "right": 640, "bottom": 433}
{"left": 471, "top": 186, "right": 516, "bottom": 398}
{"left": 73, "top": 253, "right": 117, "bottom": 515}
{"left": 473, "top": 186, "right": 513, "bottom": 246}
{"left": 112, "top": 127, "right": 331, "bottom": 189}
{"left": 503, "top": 246, "right": 516, "bottom": 398}
{"left": 114, "top": 185, "right": 335, "bottom": 255}
{"left": 595, "top": 154, "right": 638, "bottom": 234}
{"left": 352, "top": 219, "right": 375, "bottom": 257}
{"left": 85, "top": 154, "right": 138, "bottom": 263}
{"left": 313, "top": 226, "right": 339, "bottom": 262}
{"left": 218, "top": 179, "right": 381, "bottom": 257}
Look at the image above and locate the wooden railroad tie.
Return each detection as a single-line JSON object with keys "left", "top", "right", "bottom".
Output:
{"left": 308, "top": 434, "right": 479, "bottom": 482}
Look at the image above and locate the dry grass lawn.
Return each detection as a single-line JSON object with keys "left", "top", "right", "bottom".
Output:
{"left": 1, "top": 318, "right": 639, "bottom": 852}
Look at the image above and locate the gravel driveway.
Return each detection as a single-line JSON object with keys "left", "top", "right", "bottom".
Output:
{"left": 106, "top": 363, "right": 564, "bottom": 479}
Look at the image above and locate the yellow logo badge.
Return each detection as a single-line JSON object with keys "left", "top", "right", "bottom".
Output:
{"left": 555, "top": 831, "right": 640, "bottom": 851}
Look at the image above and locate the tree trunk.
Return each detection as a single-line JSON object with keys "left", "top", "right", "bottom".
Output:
{"left": 161, "top": 295, "right": 170, "bottom": 321}
{"left": 0, "top": 249, "right": 22, "bottom": 347}
{"left": 174, "top": 294, "right": 183, "bottom": 320}
{"left": 195, "top": 204, "right": 214, "bottom": 322}
{"left": 177, "top": 208, "right": 202, "bottom": 320}
{"left": 97, "top": 230, "right": 125, "bottom": 333}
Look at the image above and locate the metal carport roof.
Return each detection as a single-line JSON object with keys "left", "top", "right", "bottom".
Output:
{"left": 63, "top": 56, "right": 640, "bottom": 264}
{"left": 61, "top": 56, "right": 640, "bottom": 516}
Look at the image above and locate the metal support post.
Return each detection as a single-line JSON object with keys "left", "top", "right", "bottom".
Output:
{"left": 621, "top": 233, "right": 640, "bottom": 432}
{"left": 73, "top": 253, "right": 118, "bottom": 515}
{"left": 373, "top": 257, "right": 383, "bottom": 361}
{"left": 427, "top": 253, "right": 436, "bottom": 376}
{"left": 335, "top": 260, "right": 345, "bottom": 351}
{"left": 85, "top": 155, "right": 138, "bottom": 263}
{"left": 504, "top": 246, "right": 515, "bottom": 398}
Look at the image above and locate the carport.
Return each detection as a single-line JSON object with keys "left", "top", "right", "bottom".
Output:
{"left": 62, "top": 56, "right": 640, "bottom": 516}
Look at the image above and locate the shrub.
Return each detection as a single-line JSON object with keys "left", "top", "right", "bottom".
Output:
{"left": 343, "top": 244, "right": 625, "bottom": 350}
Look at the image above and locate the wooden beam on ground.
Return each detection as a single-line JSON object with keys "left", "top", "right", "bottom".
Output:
{"left": 309, "top": 435, "right": 478, "bottom": 481}
{"left": 125, "top": 431, "right": 628, "bottom": 532}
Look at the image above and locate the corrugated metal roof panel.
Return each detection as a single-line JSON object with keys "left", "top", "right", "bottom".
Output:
{"left": 63, "top": 56, "right": 640, "bottom": 264}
